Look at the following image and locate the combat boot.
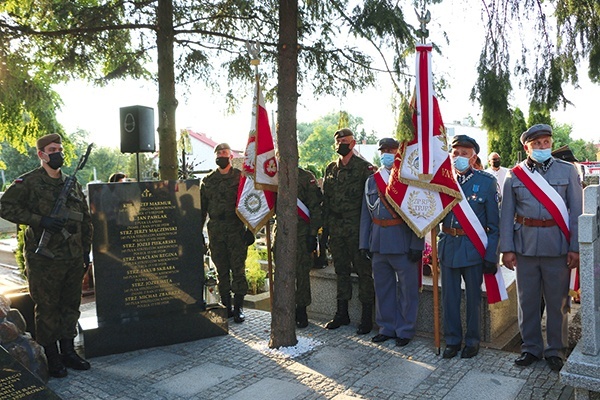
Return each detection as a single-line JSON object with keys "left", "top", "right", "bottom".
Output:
{"left": 59, "top": 338, "right": 91, "bottom": 370}
{"left": 221, "top": 294, "right": 234, "bottom": 318}
{"left": 44, "top": 342, "right": 67, "bottom": 378}
{"left": 356, "top": 302, "right": 373, "bottom": 335}
{"left": 325, "top": 300, "right": 350, "bottom": 329}
{"left": 233, "top": 294, "right": 245, "bottom": 323}
{"left": 296, "top": 306, "right": 309, "bottom": 328}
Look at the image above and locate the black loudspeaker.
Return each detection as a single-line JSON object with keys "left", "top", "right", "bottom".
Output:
{"left": 120, "top": 105, "right": 156, "bottom": 153}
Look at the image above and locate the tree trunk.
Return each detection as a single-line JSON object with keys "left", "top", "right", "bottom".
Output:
{"left": 269, "top": 0, "right": 298, "bottom": 349}
{"left": 156, "top": 0, "right": 178, "bottom": 180}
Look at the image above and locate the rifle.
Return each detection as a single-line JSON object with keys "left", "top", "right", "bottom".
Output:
{"left": 35, "top": 144, "right": 93, "bottom": 259}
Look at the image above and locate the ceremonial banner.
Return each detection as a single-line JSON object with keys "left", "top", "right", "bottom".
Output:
{"left": 236, "top": 78, "right": 277, "bottom": 234}
{"left": 386, "top": 44, "right": 461, "bottom": 238}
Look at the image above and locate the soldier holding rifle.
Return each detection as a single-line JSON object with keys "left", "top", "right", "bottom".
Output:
{"left": 0, "top": 133, "right": 93, "bottom": 378}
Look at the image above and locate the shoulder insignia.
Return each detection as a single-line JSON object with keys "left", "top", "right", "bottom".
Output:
{"left": 495, "top": 192, "right": 501, "bottom": 203}
{"left": 367, "top": 165, "right": 374, "bottom": 171}
{"left": 13, "top": 178, "right": 24, "bottom": 183}
{"left": 309, "top": 179, "right": 316, "bottom": 184}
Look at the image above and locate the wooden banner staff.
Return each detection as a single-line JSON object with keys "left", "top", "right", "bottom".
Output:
{"left": 266, "top": 221, "right": 274, "bottom": 308}
{"left": 430, "top": 227, "right": 441, "bottom": 355}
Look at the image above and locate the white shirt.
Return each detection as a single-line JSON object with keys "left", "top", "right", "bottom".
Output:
{"left": 485, "top": 166, "right": 509, "bottom": 197}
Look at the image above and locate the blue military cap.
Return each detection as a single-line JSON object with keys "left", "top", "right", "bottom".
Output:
{"left": 520, "top": 124, "right": 553, "bottom": 144}
{"left": 450, "top": 134, "right": 480, "bottom": 154}
{"left": 378, "top": 138, "right": 399, "bottom": 150}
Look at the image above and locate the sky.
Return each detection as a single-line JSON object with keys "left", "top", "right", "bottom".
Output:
{"left": 54, "top": 1, "right": 600, "bottom": 152}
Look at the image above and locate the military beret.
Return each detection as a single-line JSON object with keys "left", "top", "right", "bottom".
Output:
{"left": 36, "top": 133, "right": 62, "bottom": 150}
{"left": 213, "top": 143, "right": 231, "bottom": 153}
{"left": 378, "top": 138, "right": 400, "bottom": 151}
{"left": 334, "top": 128, "right": 354, "bottom": 139}
{"left": 450, "top": 134, "right": 480, "bottom": 154}
{"left": 520, "top": 124, "right": 552, "bottom": 144}
{"left": 551, "top": 145, "right": 578, "bottom": 163}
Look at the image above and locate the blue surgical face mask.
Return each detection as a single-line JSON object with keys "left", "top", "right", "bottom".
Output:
{"left": 381, "top": 153, "right": 395, "bottom": 168}
{"left": 531, "top": 148, "right": 552, "bottom": 163}
{"left": 453, "top": 156, "right": 471, "bottom": 173}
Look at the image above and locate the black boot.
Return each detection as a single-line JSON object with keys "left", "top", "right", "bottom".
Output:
{"left": 356, "top": 302, "right": 373, "bottom": 335}
{"left": 221, "top": 294, "right": 234, "bottom": 318}
{"left": 296, "top": 306, "right": 309, "bottom": 328}
{"left": 44, "top": 342, "right": 67, "bottom": 378}
{"left": 325, "top": 300, "right": 350, "bottom": 329}
{"left": 59, "top": 338, "right": 91, "bottom": 370}
{"left": 233, "top": 294, "right": 245, "bottom": 323}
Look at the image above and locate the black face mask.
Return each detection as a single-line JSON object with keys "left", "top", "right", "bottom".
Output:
{"left": 45, "top": 152, "right": 64, "bottom": 170}
{"left": 216, "top": 157, "right": 230, "bottom": 169}
{"left": 336, "top": 143, "right": 352, "bottom": 157}
{"left": 492, "top": 160, "right": 501, "bottom": 168}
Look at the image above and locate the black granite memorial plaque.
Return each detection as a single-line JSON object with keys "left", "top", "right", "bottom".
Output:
{"left": 0, "top": 346, "right": 60, "bottom": 400}
{"left": 82, "top": 180, "right": 227, "bottom": 357}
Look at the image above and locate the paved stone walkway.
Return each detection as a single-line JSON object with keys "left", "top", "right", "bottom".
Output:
{"left": 46, "top": 308, "right": 574, "bottom": 400}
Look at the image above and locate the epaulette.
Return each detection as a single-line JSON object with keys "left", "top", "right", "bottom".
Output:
{"left": 476, "top": 169, "right": 495, "bottom": 180}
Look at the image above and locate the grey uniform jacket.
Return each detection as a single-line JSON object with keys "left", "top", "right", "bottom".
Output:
{"left": 359, "top": 171, "right": 423, "bottom": 254}
{"left": 499, "top": 159, "right": 582, "bottom": 256}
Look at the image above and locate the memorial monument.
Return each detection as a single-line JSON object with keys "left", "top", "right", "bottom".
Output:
{"left": 80, "top": 180, "right": 227, "bottom": 357}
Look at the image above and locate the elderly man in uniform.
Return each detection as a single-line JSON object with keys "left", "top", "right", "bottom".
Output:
{"left": 0, "top": 133, "right": 93, "bottom": 378}
{"left": 200, "top": 143, "right": 251, "bottom": 323}
{"left": 439, "top": 135, "right": 499, "bottom": 359}
{"left": 500, "top": 124, "right": 582, "bottom": 371}
{"left": 359, "top": 138, "right": 423, "bottom": 346}
{"left": 291, "top": 167, "right": 323, "bottom": 328}
{"left": 323, "top": 128, "right": 375, "bottom": 334}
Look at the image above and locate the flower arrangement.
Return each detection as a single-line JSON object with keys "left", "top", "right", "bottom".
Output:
{"left": 422, "top": 242, "right": 432, "bottom": 266}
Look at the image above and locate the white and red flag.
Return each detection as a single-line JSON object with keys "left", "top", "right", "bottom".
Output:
{"left": 385, "top": 44, "right": 461, "bottom": 238}
{"left": 236, "top": 78, "right": 277, "bottom": 234}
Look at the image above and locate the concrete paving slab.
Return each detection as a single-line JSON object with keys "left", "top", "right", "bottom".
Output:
{"left": 226, "top": 377, "right": 308, "bottom": 400}
{"left": 153, "top": 362, "right": 241, "bottom": 397}
{"left": 442, "top": 370, "right": 525, "bottom": 400}
{"left": 355, "top": 356, "right": 435, "bottom": 394}
{"left": 102, "top": 349, "right": 185, "bottom": 379}
{"left": 294, "top": 347, "right": 364, "bottom": 377}
{"left": 331, "top": 393, "right": 365, "bottom": 400}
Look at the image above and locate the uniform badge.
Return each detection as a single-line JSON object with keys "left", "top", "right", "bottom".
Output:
{"left": 14, "top": 178, "right": 23, "bottom": 184}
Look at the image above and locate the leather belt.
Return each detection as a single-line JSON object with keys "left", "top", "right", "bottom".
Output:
{"left": 515, "top": 215, "right": 557, "bottom": 227}
{"left": 373, "top": 217, "right": 403, "bottom": 227}
{"left": 442, "top": 226, "right": 466, "bottom": 236}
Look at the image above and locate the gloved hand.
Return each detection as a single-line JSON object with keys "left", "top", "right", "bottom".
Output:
{"left": 408, "top": 249, "right": 422, "bottom": 263}
{"left": 40, "top": 216, "right": 66, "bottom": 233}
{"left": 244, "top": 229, "right": 255, "bottom": 246}
{"left": 306, "top": 236, "right": 318, "bottom": 252}
{"left": 359, "top": 249, "right": 372, "bottom": 261}
{"left": 483, "top": 260, "right": 498, "bottom": 275}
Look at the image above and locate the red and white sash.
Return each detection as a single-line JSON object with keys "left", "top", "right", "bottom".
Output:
{"left": 511, "top": 163, "right": 570, "bottom": 242}
{"left": 297, "top": 198, "right": 310, "bottom": 223}
{"left": 451, "top": 179, "right": 508, "bottom": 304}
{"left": 373, "top": 168, "right": 390, "bottom": 193}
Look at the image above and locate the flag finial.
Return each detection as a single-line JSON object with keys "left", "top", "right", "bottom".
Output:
{"left": 246, "top": 40, "right": 261, "bottom": 66}
{"left": 414, "top": 5, "right": 431, "bottom": 42}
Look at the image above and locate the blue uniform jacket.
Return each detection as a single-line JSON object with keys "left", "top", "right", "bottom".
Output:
{"left": 359, "top": 171, "right": 423, "bottom": 254}
{"left": 438, "top": 169, "right": 500, "bottom": 268}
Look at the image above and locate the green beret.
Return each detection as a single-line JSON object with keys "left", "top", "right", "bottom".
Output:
{"left": 520, "top": 124, "right": 553, "bottom": 144}
{"left": 214, "top": 143, "right": 231, "bottom": 153}
{"left": 36, "top": 133, "right": 62, "bottom": 150}
{"left": 334, "top": 128, "right": 354, "bottom": 139}
{"left": 378, "top": 138, "right": 399, "bottom": 151}
{"left": 451, "top": 134, "right": 480, "bottom": 154}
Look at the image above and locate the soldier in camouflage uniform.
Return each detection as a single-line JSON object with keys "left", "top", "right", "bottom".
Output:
{"left": 323, "top": 128, "right": 375, "bottom": 334}
{"left": 200, "top": 143, "right": 250, "bottom": 323}
{"left": 294, "top": 167, "right": 323, "bottom": 328}
{"left": 0, "top": 133, "right": 93, "bottom": 378}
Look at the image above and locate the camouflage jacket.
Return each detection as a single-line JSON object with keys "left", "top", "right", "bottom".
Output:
{"left": 0, "top": 167, "right": 93, "bottom": 260}
{"left": 298, "top": 168, "right": 323, "bottom": 236}
{"left": 323, "top": 155, "right": 374, "bottom": 229}
{"left": 200, "top": 167, "right": 244, "bottom": 230}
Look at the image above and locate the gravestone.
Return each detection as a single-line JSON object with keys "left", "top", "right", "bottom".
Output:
{"left": 561, "top": 184, "right": 600, "bottom": 398}
{"left": 0, "top": 346, "right": 60, "bottom": 400}
{"left": 80, "top": 180, "right": 227, "bottom": 358}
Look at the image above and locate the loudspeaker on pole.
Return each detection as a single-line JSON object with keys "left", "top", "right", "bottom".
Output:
{"left": 119, "top": 105, "right": 156, "bottom": 153}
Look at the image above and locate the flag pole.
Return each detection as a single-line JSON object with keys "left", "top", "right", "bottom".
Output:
{"left": 430, "top": 227, "right": 441, "bottom": 355}
{"left": 252, "top": 54, "right": 275, "bottom": 308}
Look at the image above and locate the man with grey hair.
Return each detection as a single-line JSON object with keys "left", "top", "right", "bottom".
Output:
{"left": 500, "top": 123, "right": 582, "bottom": 371}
